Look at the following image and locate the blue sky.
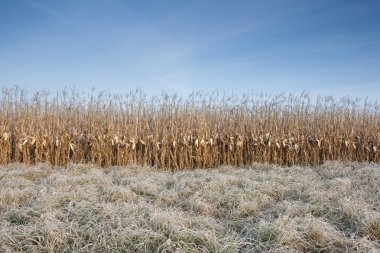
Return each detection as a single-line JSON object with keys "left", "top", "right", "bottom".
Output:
{"left": 1, "top": 0, "right": 380, "bottom": 98}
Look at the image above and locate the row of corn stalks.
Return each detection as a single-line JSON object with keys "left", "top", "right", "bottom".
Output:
{"left": 0, "top": 87, "right": 379, "bottom": 169}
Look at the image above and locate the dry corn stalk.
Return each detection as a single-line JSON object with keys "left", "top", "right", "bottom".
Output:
{"left": 0, "top": 88, "right": 379, "bottom": 168}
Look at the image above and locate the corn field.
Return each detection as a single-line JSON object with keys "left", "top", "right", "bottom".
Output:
{"left": 0, "top": 87, "right": 379, "bottom": 169}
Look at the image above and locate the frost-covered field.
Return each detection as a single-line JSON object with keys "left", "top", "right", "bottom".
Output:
{"left": 0, "top": 162, "right": 379, "bottom": 252}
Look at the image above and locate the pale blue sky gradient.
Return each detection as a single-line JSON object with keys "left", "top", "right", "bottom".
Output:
{"left": 1, "top": 0, "right": 380, "bottom": 98}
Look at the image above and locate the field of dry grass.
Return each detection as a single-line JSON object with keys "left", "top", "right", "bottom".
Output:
{"left": 0, "top": 161, "right": 379, "bottom": 252}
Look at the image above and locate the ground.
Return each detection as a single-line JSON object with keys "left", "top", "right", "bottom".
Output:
{"left": 0, "top": 162, "right": 379, "bottom": 252}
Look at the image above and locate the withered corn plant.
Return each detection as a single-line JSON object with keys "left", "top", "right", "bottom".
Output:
{"left": 0, "top": 87, "right": 379, "bottom": 169}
